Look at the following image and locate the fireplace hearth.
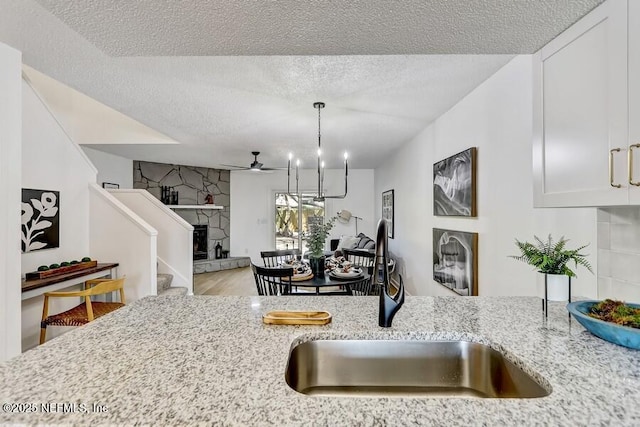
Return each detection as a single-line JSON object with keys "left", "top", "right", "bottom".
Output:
{"left": 193, "top": 225, "right": 208, "bottom": 260}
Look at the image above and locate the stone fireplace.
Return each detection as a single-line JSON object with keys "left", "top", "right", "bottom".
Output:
{"left": 133, "top": 160, "right": 231, "bottom": 258}
{"left": 133, "top": 160, "right": 249, "bottom": 272}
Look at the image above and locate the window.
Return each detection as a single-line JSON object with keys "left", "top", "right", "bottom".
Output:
{"left": 275, "top": 192, "right": 325, "bottom": 252}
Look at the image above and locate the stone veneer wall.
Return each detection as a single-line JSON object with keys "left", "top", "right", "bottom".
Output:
{"left": 133, "top": 161, "right": 230, "bottom": 260}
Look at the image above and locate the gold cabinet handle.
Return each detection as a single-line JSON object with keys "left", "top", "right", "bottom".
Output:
{"left": 610, "top": 148, "right": 622, "bottom": 188}
{"left": 630, "top": 144, "right": 640, "bottom": 186}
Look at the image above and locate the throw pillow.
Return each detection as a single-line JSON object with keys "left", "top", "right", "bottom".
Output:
{"left": 337, "top": 235, "right": 360, "bottom": 251}
{"left": 357, "top": 234, "right": 375, "bottom": 249}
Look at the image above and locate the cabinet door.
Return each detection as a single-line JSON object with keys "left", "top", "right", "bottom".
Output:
{"left": 629, "top": 0, "right": 640, "bottom": 203}
{"left": 533, "top": 0, "right": 628, "bottom": 207}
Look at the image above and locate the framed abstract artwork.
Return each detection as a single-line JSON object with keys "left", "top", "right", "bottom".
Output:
{"left": 21, "top": 188, "right": 60, "bottom": 253}
{"left": 433, "top": 228, "right": 478, "bottom": 296}
{"left": 433, "top": 147, "right": 477, "bottom": 217}
{"left": 382, "top": 189, "right": 394, "bottom": 239}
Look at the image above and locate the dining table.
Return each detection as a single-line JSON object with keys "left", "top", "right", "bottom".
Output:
{"left": 288, "top": 271, "right": 371, "bottom": 295}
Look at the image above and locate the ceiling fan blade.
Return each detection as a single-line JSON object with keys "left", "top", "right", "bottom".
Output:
{"left": 222, "top": 151, "right": 285, "bottom": 171}
{"left": 220, "top": 164, "right": 277, "bottom": 173}
{"left": 220, "top": 164, "right": 250, "bottom": 170}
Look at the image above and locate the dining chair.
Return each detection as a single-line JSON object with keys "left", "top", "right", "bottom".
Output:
{"left": 40, "top": 277, "right": 126, "bottom": 345}
{"left": 251, "top": 263, "right": 294, "bottom": 296}
{"left": 369, "top": 276, "right": 402, "bottom": 297}
{"left": 349, "top": 275, "right": 373, "bottom": 296}
{"left": 260, "top": 249, "right": 301, "bottom": 268}
{"left": 343, "top": 248, "right": 376, "bottom": 271}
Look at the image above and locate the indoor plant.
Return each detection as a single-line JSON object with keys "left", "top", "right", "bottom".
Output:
{"left": 510, "top": 234, "right": 593, "bottom": 301}
{"left": 303, "top": 216, "right": 336, "bottom": 277}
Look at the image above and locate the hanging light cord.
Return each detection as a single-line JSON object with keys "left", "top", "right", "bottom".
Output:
{"left": 318, "top": 103, "right": 322, "bottom": 151}
{"left": 317, "top": 103, "right": 323, "bottom": 198}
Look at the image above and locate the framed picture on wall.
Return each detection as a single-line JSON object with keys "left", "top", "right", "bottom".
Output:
{"left": 21, "top": 188, "right": 60, "bottom": 253}
{"left": 433, "top": 147, "right": 477, "bottom": 217}
{"left": 433, "top": 228, "right": 478, "bottom": 296}
{"left": 382, "top": 189, "right": 394, "bottom": 239}
{"left": 102, "top": 182, "right": 120, "bottom": 189}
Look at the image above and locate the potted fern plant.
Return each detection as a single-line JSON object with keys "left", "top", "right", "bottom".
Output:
{"left": 303, "top": 216, "right": 336, "bottom": 278}
{"left": 510, "top": 234, "right": 593, "bottom": 301}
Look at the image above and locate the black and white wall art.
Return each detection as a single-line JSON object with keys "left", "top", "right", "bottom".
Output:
{"left": 433, "top": 228, "right": 478, "bottom": 296}
{"left": 21, "top": 189, "right": 60, "bottom": 253}
{"left": 382, "top": 189, "right": 394, "bottom": 238}
{"left": 433, "top": 147, "right": 477, "bottom": 216}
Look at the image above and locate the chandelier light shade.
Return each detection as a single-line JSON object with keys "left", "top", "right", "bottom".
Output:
{"left": 287, "top": 102, "right": 348, "bottom": 201}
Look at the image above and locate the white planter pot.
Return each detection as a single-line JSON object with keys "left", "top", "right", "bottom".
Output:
{"left": 543, "top": 273, "right": 570, "bottom": 302}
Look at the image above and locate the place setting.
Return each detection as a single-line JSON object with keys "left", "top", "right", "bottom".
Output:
{"left": 325, "top": 256, "right": 364, "bottom": 280}
{"left": 280, "top": 258, "right": 314, "bottom": 281}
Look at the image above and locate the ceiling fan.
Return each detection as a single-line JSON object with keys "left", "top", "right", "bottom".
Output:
{"left": 222, "top": 151, "right": 282, "bottom": 172}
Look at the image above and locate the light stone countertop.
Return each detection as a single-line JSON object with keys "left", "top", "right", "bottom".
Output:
{"left": 1, "top": 295, "right": 639, "bottom": 426}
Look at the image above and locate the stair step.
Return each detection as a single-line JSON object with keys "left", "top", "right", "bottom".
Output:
{"left": 158, "top": 286, "right": 188, "bottom": 296}
{"left": 156, "top": 273, "right": 173, "bottom": 292}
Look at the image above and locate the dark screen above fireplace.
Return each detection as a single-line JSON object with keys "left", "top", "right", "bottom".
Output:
{"left": 193, "top": 225, "right": 208, "bottom": 260}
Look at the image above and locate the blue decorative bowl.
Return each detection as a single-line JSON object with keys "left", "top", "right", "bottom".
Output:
{"left": 567, "top": 300, "right": 640, "bottom": 350}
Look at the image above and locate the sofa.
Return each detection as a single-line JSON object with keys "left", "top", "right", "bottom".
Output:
{"left": 331, "top": 233, "right": 376, "bottom": 254}
{"left": 302, "top": 233, "right": 376, "bottom": 260}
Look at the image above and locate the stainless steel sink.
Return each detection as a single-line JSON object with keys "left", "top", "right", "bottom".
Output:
{"left": 285, "top": 340, "right": 550, "bottom": 398}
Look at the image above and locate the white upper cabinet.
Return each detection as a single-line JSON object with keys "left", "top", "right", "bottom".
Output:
{"left": 533, "top": 0, "right": 632, "bottom": 207}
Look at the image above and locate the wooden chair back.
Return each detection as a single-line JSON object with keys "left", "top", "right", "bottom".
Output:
{"left": 84, "top": 278, "right": 126, "bottom": 303}
{"left": 251, "top": 263, "right": 294, "bottom": 296}
{"left": 260, "top": 249, "right": 301, "bottom": 268}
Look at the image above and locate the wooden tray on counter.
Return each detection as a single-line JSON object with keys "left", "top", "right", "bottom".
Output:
{"left": 262, "top": 310, "right": 332, "bottom": 325}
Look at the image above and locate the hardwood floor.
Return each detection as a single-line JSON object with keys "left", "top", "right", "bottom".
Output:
{"left": 192, "top": 266, "right": 346, "bottom": 296}
{"left": 193, "top": 266, "right": 257, "bottom": 296}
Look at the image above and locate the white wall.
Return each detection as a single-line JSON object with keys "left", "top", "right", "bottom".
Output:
{"left": 231, "top": 169, "right": 375, "bottom": 264}
{"left": 0, "top": 43, "right": 22, "bottom": 361}
{"left": 21, "top": 78, "right": 99, "bottom": 351}
{"left": 21, "top": 79, "right": 97, "bottom": 275}
{"left": 82, "top": 146, "right": 134, "bottom": 189}
{"left": 375, "top": 55, "right": 598, "bottom": 297}
{"left": 109, "top": 189, "right": 193, "bottom": 293}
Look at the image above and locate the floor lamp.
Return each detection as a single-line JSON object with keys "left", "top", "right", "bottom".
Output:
{"left": 337, "top": 210, "right": 363, "bottom": 234}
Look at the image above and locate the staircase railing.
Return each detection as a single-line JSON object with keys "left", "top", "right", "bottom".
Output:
{"left": 107, "top": 188, "right": 193, "bottom": 294}
{"left": 88, "top": 183, "right": 158, "bottom": 299}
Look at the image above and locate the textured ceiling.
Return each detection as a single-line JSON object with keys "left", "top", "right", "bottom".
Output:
{"left": 35, "top": 0, "right": 603, "bottom": 56}
{"left": 0, "top": 0, "right": 603, "bottom": 169}
{"left": 77, "top": 55, "right": 518, "bottom": 169}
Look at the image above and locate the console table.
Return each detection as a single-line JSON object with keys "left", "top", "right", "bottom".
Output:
{"left": 21, "top": 263, "right": 119, "bottom": 300}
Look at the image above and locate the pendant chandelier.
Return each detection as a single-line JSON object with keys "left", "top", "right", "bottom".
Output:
{"left": 287, "top": 102, "right": 348, "bottom": 201}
